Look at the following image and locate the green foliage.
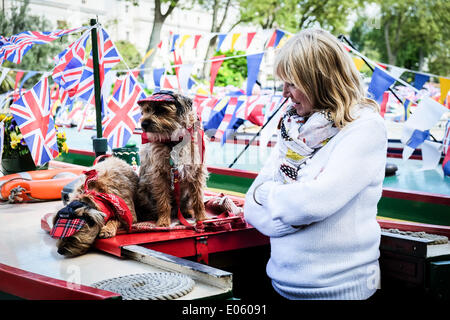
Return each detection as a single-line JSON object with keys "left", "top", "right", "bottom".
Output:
{"left": 213, "top": 50, "right": 247, "bottom": 87}
{"left": 114, "top": 40, "right": 143, "bottom": 70}
{"left": 349, "top": 0, "right": 450, "bottom": 76}
{"left": 237, "top": 0, "right": 358, "bottom": 34}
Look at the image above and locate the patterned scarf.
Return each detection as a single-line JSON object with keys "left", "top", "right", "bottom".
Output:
{"left": 276, "top": 106, "right": 339, "bottom": 183}
{"left": 82, "top": 169, "right": 133, "bottom": 231}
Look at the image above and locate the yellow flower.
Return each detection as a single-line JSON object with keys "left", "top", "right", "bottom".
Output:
{"left": 10, "top": 131, "right": 23, "bottom": 149}
{"left": 0, "top": 114, "right": 5, "bottom": 122}
{"left": 62, "top": 142, "right": 69, "bottom": 153}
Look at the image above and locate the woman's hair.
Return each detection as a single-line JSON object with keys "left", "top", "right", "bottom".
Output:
{"left": 275, "top": 28, "right": 379, "bottom": 128}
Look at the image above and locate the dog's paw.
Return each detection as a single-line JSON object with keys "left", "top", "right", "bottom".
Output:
{"left": 98, "top": 225, "right": 117, "bottom": 238}
{"left": 195, "top": 209, "right": 207, "bottom": 222}
{"left": 156, "top": 217, "right": 171, "bottom": 227}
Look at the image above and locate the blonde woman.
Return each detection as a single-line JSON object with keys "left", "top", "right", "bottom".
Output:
{"left": 244, "top": 28, "right": 387, "bottom": 300}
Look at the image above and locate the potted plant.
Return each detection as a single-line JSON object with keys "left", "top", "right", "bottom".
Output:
{"left": 0, "top": 113, "right": 68, "bottom": 174}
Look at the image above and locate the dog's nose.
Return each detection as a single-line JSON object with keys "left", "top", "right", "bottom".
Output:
{"left": 141, "top": 120, "right": 151, "bottom": 131}
{"left": 57, "top": 247, "right": 67, "bottom": 255}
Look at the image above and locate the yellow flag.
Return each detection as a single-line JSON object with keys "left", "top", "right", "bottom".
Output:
{"left": 179, "top": 35, "right": 191, "bottom": 48}
{"left": 231, "top": 33, "right": 240, "bottom": 51}
{"left": 352, "top": 57, "right": 364, "bottom": 71}
{"left": 439, "top": 77, "right": 450, "bottom": 104}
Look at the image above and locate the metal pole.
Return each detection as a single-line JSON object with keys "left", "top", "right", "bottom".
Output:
{"left": 90, "top": 18, "right": 108, "bottom": 157}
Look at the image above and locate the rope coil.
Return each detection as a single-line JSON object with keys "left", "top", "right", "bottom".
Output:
{"left": 91, "top": 272, "right": 195, "bottom": 300}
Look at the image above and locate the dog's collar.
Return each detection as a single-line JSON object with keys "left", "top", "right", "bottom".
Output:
{"left": 82, "top": 169, "right": 133, "bottom": 231}
{"left": 141, "top": 127, "right": 205, "bottom": 165}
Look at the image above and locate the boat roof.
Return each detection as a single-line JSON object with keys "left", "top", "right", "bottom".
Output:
{"left": 0, "top": 200, "right": 229, "bottom": 299}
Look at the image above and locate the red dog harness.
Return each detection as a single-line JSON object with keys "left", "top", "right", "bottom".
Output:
{"left": 141, "top": 127, "right": 205, "bottom": 229}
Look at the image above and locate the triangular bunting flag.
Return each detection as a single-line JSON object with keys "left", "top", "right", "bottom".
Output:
{"left": 352, "top": 57, "right": 364, "bottom": 71}
{"left": 367, "top": 67, "right": 396, "bottom": 104}
{"left": 193, "top": 35, "right": 202, "bottom": 49}
{"left": 210, "top": 55, "right": 225, "bottom": 94}
{"left": 401, "top": 96, "right": 447, "bottom": 160}
{"left": 153, "top": 68, "right": 165, "bottom": 90}
{"left": 413, "top": 73, "right": 430, "bottom": 90}
{"left": 246, "top": 52, "right": 264, "bottom": 96}
{"left": 170, "top": 34, "right": 179, "bottom": 52}
{"left": 439, "top": 77, "right": 450, "bottom": 105}
{"left": 246, "top": 32, "right": 256, "bottom": 49}
{"left": 179, "top": 35, "right": 191, "bottom": 48}
{"left": 230, "top": 33, "right": 240, "bottom": 51}
{"left": 266, "top": 29, "right": 285, "bottom": 48}
{"left": 179, "top": 63, "right": 194, "bottom": 93}
{"left": 216, "top": 34, "right": 226, "bottom": 51}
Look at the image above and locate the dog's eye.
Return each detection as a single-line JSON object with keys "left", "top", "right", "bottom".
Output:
{"left": 154, "top": 108, "right": 167, "bottom": 116}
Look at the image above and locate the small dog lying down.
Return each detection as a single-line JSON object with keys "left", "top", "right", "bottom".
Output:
{"left": 51, "top": 157, "right": 138, "bottom": 257}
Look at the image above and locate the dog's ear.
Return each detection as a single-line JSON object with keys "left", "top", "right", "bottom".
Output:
{"left": 175, "top": 94, "right": 193, "bottom": 116}
{"left": 82, "top": 208, "right": 106, "bottom": 227}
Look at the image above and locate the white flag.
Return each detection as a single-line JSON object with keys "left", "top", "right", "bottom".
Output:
{"left": 179, "top": 63, "right": 194, "bottom": 93}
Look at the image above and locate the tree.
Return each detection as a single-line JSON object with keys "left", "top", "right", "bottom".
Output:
{"left": 237, "top": 0, "right": 359, "bottom": 34}
{"left": 114, "top": 40, "right": 143, "bottom": 70}
{"left": 197, "top": 0, "right": 236, "bottom": 79}
{"left": 349, "top": 0, "right": 450, "bottom": 74}
{"left": 141, "top": 0, "right": 180, "bottom": 72}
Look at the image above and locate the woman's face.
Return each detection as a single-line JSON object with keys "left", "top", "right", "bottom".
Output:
{"left": 282, "top": 82, "right": 313, "bottom": 117}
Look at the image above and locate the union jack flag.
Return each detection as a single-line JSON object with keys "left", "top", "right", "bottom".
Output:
{"left": 214, "top": 96, "right": 245, "bottom": 144}
{"left": 76, "top": 27, "right": 121, "bottom": 108}
{"left": 52, "top": 31, "right": 90, "bottom": 105}
{"left": 9, "top": 77, "right": 59, "bottom": 165}
{"left": 103, "top": 73, "right": 145, "bottom": 149}
{"left": 0, "top": 26, "right": 87, "bottom": 65}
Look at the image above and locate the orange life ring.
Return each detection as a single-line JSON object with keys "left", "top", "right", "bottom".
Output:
{"left": 0, "top": 168, "right": 85, "bottom": 202}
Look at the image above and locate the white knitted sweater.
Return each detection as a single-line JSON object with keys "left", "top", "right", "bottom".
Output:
{"left": 244, "top": 106, "right": 387, "bottom": 300}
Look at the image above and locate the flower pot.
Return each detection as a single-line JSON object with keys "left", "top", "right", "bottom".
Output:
{"left": 112, "top": 142, "right": 140, "bottom": 166}
{"left": 1, "top": 152, "right": 48, "bottom": 175}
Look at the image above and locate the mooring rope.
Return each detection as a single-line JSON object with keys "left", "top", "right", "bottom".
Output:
{"left": 91, "top": 272, "right": 195, "bottom": 300}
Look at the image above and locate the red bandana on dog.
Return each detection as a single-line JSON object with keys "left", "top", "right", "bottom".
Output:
{"left": 141, "top": 127, "right": 205, "bottom": 163}
{"left": 82, "top": 169, "right": 133, "bottom": 231}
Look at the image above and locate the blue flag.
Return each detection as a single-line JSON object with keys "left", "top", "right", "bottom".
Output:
{"left": 406, "top": 129, "right": 430, "bottom": 149}
{"left": 216, "top": 34, "right": 227, "bottom": 51}
{"left": 246, "top": 52, "right": 264, "bottom": 96}
{"left": 273, "top": 30, "right": 285, "bottom": 48}
{"left": 153, "top": 68, "right": 165, "bottom": 90}
{"left": 170, "top": 34, "right": 179, "bottom": 52}
{"left": 368, "top": 67, "right": 396, "bottom": 104}
{"left": 413, "top": 73, "right": 430, "bottom": 90}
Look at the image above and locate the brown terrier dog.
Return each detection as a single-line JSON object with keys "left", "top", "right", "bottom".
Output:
{"left": 51, "top": 157, "right": 138, "bottom": 257}
{"left": 136, "top": 91, "right": 207, "bottom": 227}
